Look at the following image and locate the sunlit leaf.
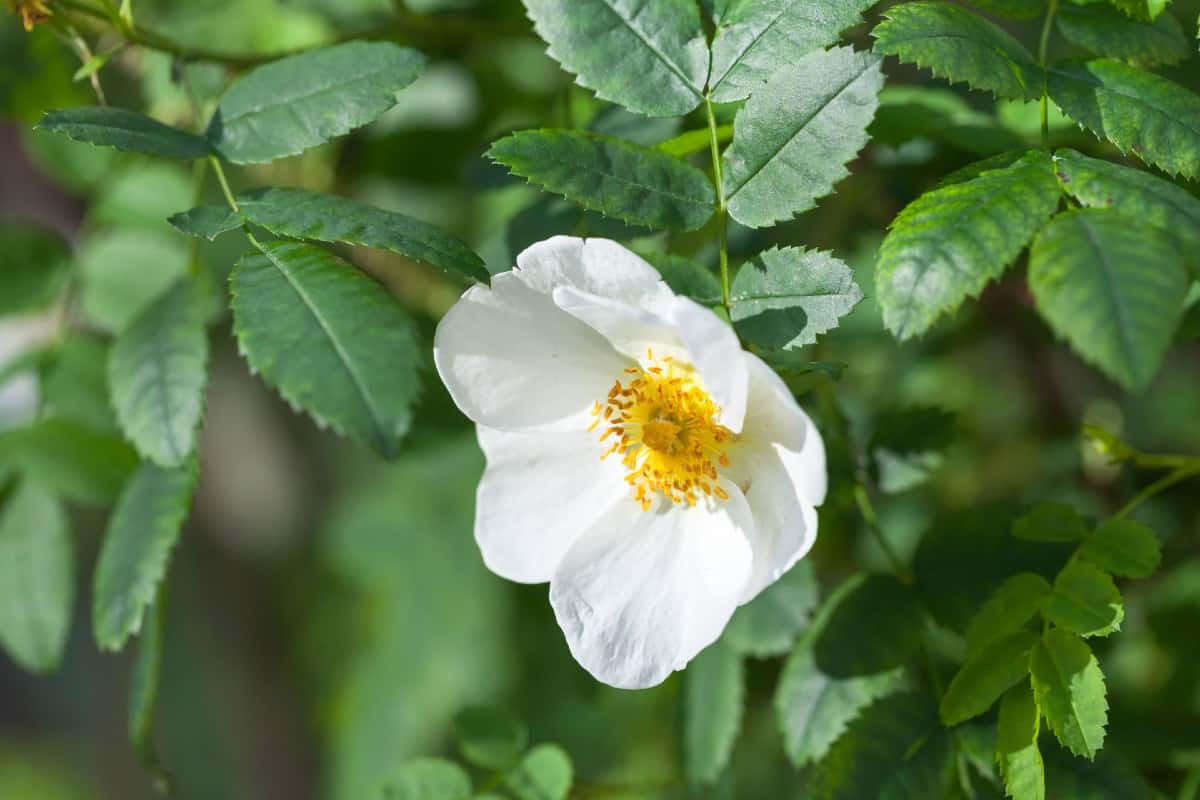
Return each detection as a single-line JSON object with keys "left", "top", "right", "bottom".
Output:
{"left": 873, "top": 2, "right": 1043, "bottom": 100}
{"left": 1030, "top": 629, "right": 1108, "bottom": 759}
{"left": 724, "top": 560, "right": 818, "bottom": 657}
{"left": 722, "top": 46, "right": 883, "bottom": 228}
{"left": 965, "top": 572, "right": 1052, "bottom": 657}
{"left": 708, "top": 0, "right": 876, "bottom": 102}
{"left": 506, "top": 745, "right": 573, "bottom": 800}
{"left": 522, "top": 0, "right": 707, "bottom": 116}
{"left": 941, "top": 630, "right": 1038, "bottom": 725}
{"left": 730, "top": 247, "right": 862, "bottom": 350}
{"left": 997, "top": 681, "right": 1045, "bottom": 800}
{"left": 1078, "top": 519, "right": 1161, "bottom": 579}
{"left": 875, "top": 150, "right": 1060, "bottom": 340}
{"left": 1047, "top": 59, "right": 1200, "bottom": 179}
{"left": 1043, "top": 561, "right": 1124, "bottom": 638}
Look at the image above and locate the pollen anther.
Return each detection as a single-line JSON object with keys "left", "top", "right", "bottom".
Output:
{"left": 590, "top": 351, "right": 733, "bottom": 511}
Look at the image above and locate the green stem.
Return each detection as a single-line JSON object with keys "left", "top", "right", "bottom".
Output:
{"left": 855, "top": 485, "right": 913, "bottom": 584}
{"left": 209, "top": 156, "right": 239, "bottom": 213}
{"left": 1037, "top": 0, "right": 1059, "bottom": 150}
{"left": 704, "top": 94, "right": 731, "bottom": 312}
{"left": 59, "top": 0, "right": 521, "bottom": 68}
{"left": 1114, "top": 464, "right": 1200, "bottom": 520}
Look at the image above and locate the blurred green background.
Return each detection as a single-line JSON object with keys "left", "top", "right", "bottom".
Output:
{"left": 1, "top": 1, "right": 1199, "bottom": 798}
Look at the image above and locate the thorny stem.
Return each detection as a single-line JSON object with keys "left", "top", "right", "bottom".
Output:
{"left": 1037, "top": 0, "right": 1059, "bottom": 150}
{"left": 704, "top": 94, "right": 731, "bottom": 313}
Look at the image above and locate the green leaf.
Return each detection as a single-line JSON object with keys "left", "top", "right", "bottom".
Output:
{"left": 230, "top": 241, "right": 422, "bottom": 459}
{"left": 77, "top": 229, "right": 189, "bottom": 334}
{"left": 776, "top": 578, "right": 905, "bottom": 767}
{"left": 1027, "top": 207, "right": 1189, "bottom": 391}
{"left": 0, "top": 419, "right": 138, "bottom": 506}
{"left": 872, "top": 2, "right": 1042, "bottom": 101}
{"left": 1057, "top": 5, "right": 1190, "bottom": 66}
{"left": 997, "top": 681, "right": 1045, "bottom": 800}
{"left": 0, "top": 224, "right": 69, "bottom": 316}
{"left": 814, "top": 573, "right": 925, "bottom": 678}
{"left": 722, "top": 46, "right": 883, "bottom": 228}
{"left": 1012, "top": 502, "right": 1089, "bottom": 543}
{"left": 1047, "top": 59, "right": 1200, "bottom": 179}
{"left": 522, "top": 0, "right": 707, "bottom": 116}
{"left": 380, "top": 758, "right": 471, "bottom": 800}
{"left": 1043, "top": 560, "right": 1124, "bottom": 637}
{"left": 1052, "top": 148, "right": 1200, "bottom": 266}
{"left": 488, "top": 130, "right": 715, "bottom": 232}
{"left": 208, "top": 42, "right": 425, "bottom": 164}
{"left": 869, "top": 406, "right": 956, "bottom": 493}
{"left": 109, "top": 282, "right": 209, "bottom": 468}
{"left": 724, "top": 560, "right": 818, "bottom": 657}
{"left": 505, "top": 744, "right": 573, "bottom": 800}
{"left": 730, "top": 247, "right": 863, "bottom": 350}
{"left": 1029, "top": 629, "right": 1108, "bottom": 759}
{"left": 0, "top": 482, "right": 73, "bottom": 673}
{"left": 1078, "top": 519, "right": 1161, "bottom": 579}
{"left": 708, "top": 0, "right": 876, "bottom": 102}
{"left": 167, "top": 205, "right": 244, "bottom": 241}
{"left": 964, "top": 572, "right": 1052, "bottom": 657}
{"left": 128, "top": 594, "right": 169, "bottom": 792}
{"left": 875, "top": 150, "right": 1060, "bottom": 340}
{"left": 1108, "top": 0, "right": 1171, "bottom": 21}
{"left": 36, "top": 106, "right": 211, "bottom": 159}
{"left": 170, "top": 188, "right": 488, "bottom": 283}
{"left": 639, "top": 252, "right": 721, "bottom": 305}
{"left": 93, "top": 462, "right": 197, "bottom": 651}
{"left": 914, "top": 506, "right": 1072, "bottom": 633}
{"left": 940, "top": 630, "right": 1038, "bottom": 725}
{"left": 684, "top": 641, "right": 743, "bottom": 785}
{"left": 808, "top": 692, "right": 941, "bottom": 800}
{"left": 40, "top": 336, "right": 119, "bottom": 435}
{"left": 452, "top": 706, "right": 528, "bottom": 770}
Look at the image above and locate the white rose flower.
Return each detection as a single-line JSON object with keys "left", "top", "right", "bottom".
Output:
{"left": 434, "top": 236, "right": 827, "bottom": 689}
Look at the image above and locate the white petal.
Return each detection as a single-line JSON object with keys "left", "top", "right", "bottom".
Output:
{"left": 515, "top": 236, "right": 672, "bottom": 310}
{"left": 729, "top": 446, "right": 820, "bottom": 602}
{"left": 672, "top": 297, "right": 748, "bottom": 434}
{"left": 433, "top": 273, "right": 629, "bottom": 431}
{"left": 549, "top": 482, "right": 755, "bottom": 689}
{"left": 475, "top": 423, "right": 629, "bottom": 584}
{"left": 551, "top": 288, "right": 749, "bottom": 435}
{"left": 740, "top": 352, "right": 827, "bottom": 505}
{"left": 552, "top": 286, "right": 683, "bottom": 363}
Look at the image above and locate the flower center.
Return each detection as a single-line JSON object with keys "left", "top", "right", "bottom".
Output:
{"left": 589, "top": 350, "right": 732, "bottom": 511}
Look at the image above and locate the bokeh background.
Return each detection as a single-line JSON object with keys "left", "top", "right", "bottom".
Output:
{"left": 2, "top": 1, "right": 1199, "bottom": 798}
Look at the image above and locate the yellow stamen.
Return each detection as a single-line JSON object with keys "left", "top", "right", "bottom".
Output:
{"left": 590, "top": 349, "right": 733, "bottom": 511}
{"left": 5, "top": 0, "right": 52, "bottom": 30}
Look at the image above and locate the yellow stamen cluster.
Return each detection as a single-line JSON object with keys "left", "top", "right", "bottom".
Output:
{"left": 589, "top": 350, "right": 732, "bottom": 511}
{"left": 5, "top": 0, "right": 52, "bottom": 30}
